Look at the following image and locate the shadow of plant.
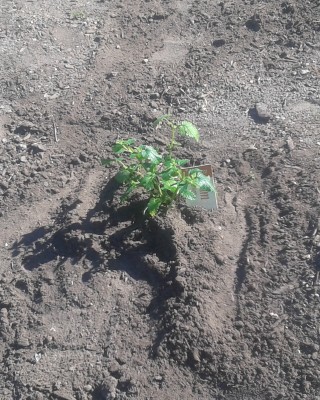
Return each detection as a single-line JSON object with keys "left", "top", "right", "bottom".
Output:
{"left": 13, "top": 179, "right": 133, "bottom": 264}
{"left": 11, "top": 175, "right": 186, "bottom": 371}
{"left": 11, "top": 176, "right": 179, "bottom": 288}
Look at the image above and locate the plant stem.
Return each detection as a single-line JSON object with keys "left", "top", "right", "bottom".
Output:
{"left": 169, "top": 123, "right": 176, "bottom": 157}
{"left": 155, "top": 176, "right": 163, "bottom": 196}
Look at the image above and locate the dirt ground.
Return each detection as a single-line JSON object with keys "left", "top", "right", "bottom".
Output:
{"left": 1, "top": 0, "right": 320, "bottom": 399}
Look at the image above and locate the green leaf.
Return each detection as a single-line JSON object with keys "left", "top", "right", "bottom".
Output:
{"left": 177, "top": 121, "right": 199, "bottom": 142}
{"left": 140, "top": 174, "right": 156, "bottom": 191}
{"left": 140, "top": 145, "right": 161, "bottom": 162}
{"left": 112, "top": 139, "right": 135, "bottom": 154}
{"left": 188, "top": 168, "right": 202, "bottom": 175}
{"left": 161, "top": 172, "right": 174, "bottom": 181}
{"left": 146, "top": 197, "right": 163, "bottom": 217}
{"left": 163, "top": 158, "right": 175, "bottom": 168}
{"left": 161, "top": 167, "right": 179, "bottom": 180}
{"left": 112, "top": 143, "right": 126, "bottom": 154}
{"left": 179, "top": 185, "right": 197, "bottom": 200}
{"left": 162, "top": 179, "right": 178, "bottom": 192}
{"left": 101, "top": 158, "right": 113, "bottom": 167}
{"left": 115, "top": 169, "right": 132, "bottom": 184}
{"left": 153, "top": 114, "right": 171, "bottom": 128}
{"left": 176, "top": 159, "right": 189, "bottom": 166}
{"left": 199, "top": 182, "right": 215, "bottom": 192}
{"left": 119, "top": 138, "right": 135, "bottom": 145}
{"left": 195, "top": 173, "right": 215, "bottom": 192}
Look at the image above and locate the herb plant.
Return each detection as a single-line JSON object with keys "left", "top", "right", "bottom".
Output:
{"left": 102, "top": 115, "right": 215, "bottom": 217}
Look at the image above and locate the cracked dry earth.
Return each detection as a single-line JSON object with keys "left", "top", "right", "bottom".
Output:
{"left": 1, "top": 0, "right": 320, "bottom": 399}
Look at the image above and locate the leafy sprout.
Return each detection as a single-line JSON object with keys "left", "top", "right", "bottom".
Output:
{"left": 102, "top": 116, "right": 215, "bottom": 217}
{"left": 153, "top": 114, "right": 200, "bottom": 154}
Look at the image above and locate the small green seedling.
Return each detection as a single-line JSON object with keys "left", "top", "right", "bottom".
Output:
{"left": 102, "top": 115, "right": 215, "bottom": 217}
{"left": 70, "top": 10, "right": 87, "bottom": 20}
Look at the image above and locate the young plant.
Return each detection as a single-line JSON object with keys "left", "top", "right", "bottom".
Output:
{"left": 152, "top": 114, "right": 200, "bottom": 154}
{"left": 102, "top": 116, "right": 215, "bottom": 217}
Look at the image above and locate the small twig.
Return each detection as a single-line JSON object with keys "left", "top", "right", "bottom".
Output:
{"left": 53, "top": 120, "right": 59, "bottom": 142}
{"left": 7, "top": 174, "right": 14, "bottom": 182}
{"left": 280, "top": 58, "right": 298, "bottom": 63}
{"left": 50, "top": 154, "right": 66, "bottom": 158}
{"left": 314, "top": 271, "right": 319, "bottom": 287}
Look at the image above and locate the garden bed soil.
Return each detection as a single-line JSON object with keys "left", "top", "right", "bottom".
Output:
{"left": 1, "top": 0, "right": 320, "bottom": 399}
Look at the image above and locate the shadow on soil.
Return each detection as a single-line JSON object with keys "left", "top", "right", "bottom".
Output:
{"left": 11, "top": 176, "right": 197, "bottom": 391}
{"left": 12, "top": 177, "right": 122, "bottom": 271}
{"left": 11, "top": 173, "right": 182, "bottom": 309}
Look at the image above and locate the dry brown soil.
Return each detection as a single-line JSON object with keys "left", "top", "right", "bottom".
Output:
{"left": 1, "top": 0, "right": 320, "bottom": 399}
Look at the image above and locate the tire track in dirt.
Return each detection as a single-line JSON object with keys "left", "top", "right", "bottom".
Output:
{"left": 0, "top": 168, "right": 108, "bottom": 398}
{"left": 221, "top": 149, "right": 320, "bottom": 398}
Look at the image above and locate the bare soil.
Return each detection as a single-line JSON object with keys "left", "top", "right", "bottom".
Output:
{"left": 1, "top": 1, "right": 320, "bottom": 399}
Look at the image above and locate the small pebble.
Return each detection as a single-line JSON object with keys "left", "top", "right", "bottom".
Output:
{"left": 286, "top": 137, "right": 294, "bottom": 151}
{"left": 83, "top": 384, "right": 93, "bottom": 392}
{"left": 192, "top": 348, "right": 201, "bottom": 363}
{"left": 70, "top": 157, "right": 81, "bottom": 166}
{"left": 16, "top": 143, "right": 27, "bottom": 151}
{"left": 214, "top": 253, "right": 225, "bottom": 265}
{"left": 255, "top": 102, "right": 272, "bottom": 121}
{"left": 16, "top": 337, "right": 30, "bottom": 348}
{"left": 30, "top": 143, "right": 46, "bottom": 153}
{"left": 234, "top": 320, "right": 244, "bottom": 329}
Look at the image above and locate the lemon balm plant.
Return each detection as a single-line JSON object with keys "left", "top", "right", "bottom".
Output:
{"left": 102, "top": 115, "right": 215, "bottom": 217}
